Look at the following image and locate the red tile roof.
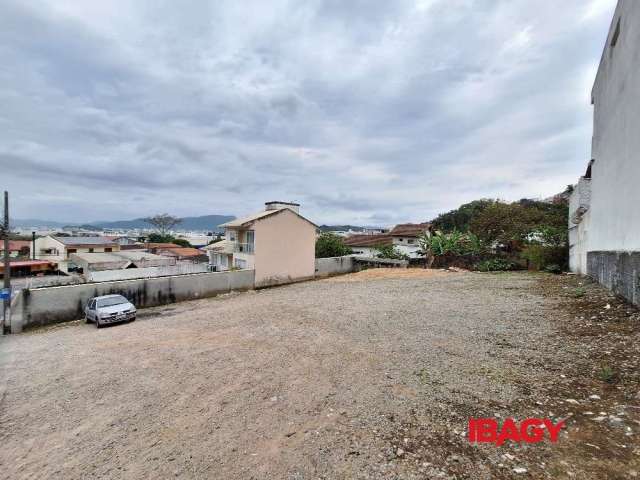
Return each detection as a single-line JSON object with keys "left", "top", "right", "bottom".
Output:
{"left": 157, "top": 247, "right": 205, "bottom": 257}
{"left": 0, "top": 240, "right": 31, "bottom": 251}
{"left": 343, "top": 234, "right": 393, "bottom": 247}
{"left": 145, "top": 243, "right": 180, "bottom": 249}
{"left": 0, "top": 260, "right": 53, "bottom": 268}
{"left": 389, "top": 223, "right": 431, "bottom": 237}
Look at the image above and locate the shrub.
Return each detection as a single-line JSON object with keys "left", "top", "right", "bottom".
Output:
{"left": 315, "top": 233, "right": 353, "bottom": 258}
{"left": 474, "top": 258, "right": 516, "bottom": 272}
{"left": 521, "top": 244, "right": 568, "bottom": 272}
{"left": 374, "top": 244, "right": 409, "bottom": 261}
{"left": 573, "top": 287, "right": 586, "bottom": 298}
{"left": 544, "top": 263, "right": 562, "bottom": 274}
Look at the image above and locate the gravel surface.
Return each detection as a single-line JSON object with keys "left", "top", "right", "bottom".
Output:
{"left": 0, "top": 270, "right": 638, "bottom": 479}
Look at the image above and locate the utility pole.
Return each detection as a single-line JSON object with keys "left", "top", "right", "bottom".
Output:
{"left": 2, "top": 191, "right": 10, "bottom": 334}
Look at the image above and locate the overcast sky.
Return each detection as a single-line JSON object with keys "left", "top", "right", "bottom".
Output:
{"left": 1, "top": 0, "right": 617, "bottom": 226}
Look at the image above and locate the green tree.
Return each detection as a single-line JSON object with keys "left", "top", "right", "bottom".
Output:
{"left": 147, "top": 232, "right": 175, "bottom": 243}
{"left": 374, "top": 244, "right": 408, "bottom": 260}
{"left": 144, "top": 213, "right": 182, "bottom": 236}
{"left": 315, "top": 233, "right": 353, "bottom": 258}
{"left": 172, "top": 238, "right": 192, "bottom": 248}
{"left": 431, "top": 199, "right": 496, "bottom": 232}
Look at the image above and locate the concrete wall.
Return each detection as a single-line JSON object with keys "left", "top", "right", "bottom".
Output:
{"left": 85, "top": 263, "right": 210, "bottom": 282}
{"left": 253, "top": 209, "right": 316, "bottom": 287}
{"left": 568, "top": 177, "right": 592, "bottom": 274}
{"left": 589, "top": 0, "right": 640, "bottom": 252}
{"left": 588, "top": 251, "right": 640, "bottom": 306}
{"left": 314, "top": 256, "right": 355, "bottom": 277}
{"left": 568, "top": 1, "right": 640, "bottom": 306}
{"left": 10, "top": 269, "right": 255, "bottom": 332}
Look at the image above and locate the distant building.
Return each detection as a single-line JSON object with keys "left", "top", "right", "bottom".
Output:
{"left": 569, "top": 0, "right": 640, "bottom": 305}
{"left": 343, "top": 223, "right": 430, "bottom": 258}
{"left": 144, "top": 243, "right": 180, "bottom": 254}
{"left": 0, "top": 240, "right": 31, "bottom": 258}
{"left": 104, "top": 236, "right": 139, "bottom": 246}
{"left": 156, "top": 247, "right": 208, "bottom": 263}
{"left": 34, "top": 236, "right": 120, "bottom": 273}
{"left": 0, "top": 260, "right": 56, "bottom": 277}
{"left": 343, "top": 234, "right": 393, "bottom": 257}
{"left": 69, "top": 251, "right": 175, "bottom": 272}
{"left": 215, "top": 201, "right": 317, "bottom": 287}
{"left": 389, "top": 223, "right": 431, "bottom": 258}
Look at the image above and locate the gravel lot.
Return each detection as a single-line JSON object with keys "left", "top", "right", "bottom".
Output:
{"left": 0, "top": 270, "right": 638, "bottom": 479}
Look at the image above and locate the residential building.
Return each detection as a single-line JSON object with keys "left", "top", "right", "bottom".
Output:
{"left": 144, "top": 242, "right": 180, "bottom": 254}
{"left": 202, "top": 240, "right": 233, "bottom": 271}
{"left": 156, "top": 247, "right": 208, "bottom": 263}
{"left": 105, "top": 236, "right": 139, "bottom": 246}
{"left": 34, "top": 236, "right": 120, "bottom": 272}
{"left": 0, "top": 260, "right": 56, "bottom": 277}
{"left": 343, "top": 234, "right": 393, "bottom": 257}
{"left": 69, "top": 251, "right": 175, "bottom": 272}
{"left": 343, "top": 223, "right": 430, "bottom": 258}
{"left": 216, "top": 201, "right": 317, "bottom": 287}
{"left": 0, "top": 240, "right": 31, "bottom": 258}
{"left": 389, "top": 223, "right": 431, "bottom": 258}
{"left": 569, "top": 0, "right": 640, "bottom": 305}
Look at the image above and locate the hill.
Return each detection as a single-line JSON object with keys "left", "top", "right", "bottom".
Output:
{"left": 92, "top": 215, "right": 235, "bottom": 232}
{"left": 12, "top": 214, "right": 236, "bottom": 232}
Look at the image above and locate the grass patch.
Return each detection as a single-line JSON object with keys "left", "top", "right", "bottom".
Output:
{"left": 598, "top": 365, "right": 618, "bottom": 384}
{"left": 573, "top": 287, "right": 586, "bottom": 298}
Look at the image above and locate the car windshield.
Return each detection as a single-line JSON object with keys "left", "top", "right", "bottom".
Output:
{"left": 96, "top": 296, "right": 129, "bottom": 308}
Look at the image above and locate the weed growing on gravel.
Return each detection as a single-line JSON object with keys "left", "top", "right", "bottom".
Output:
{"left": 415, "top": 368, "right": 430, "bottom": 384}
{"left": 573, "top": 287, "right": 586, "bottom": 298}
{"left": 598, "top": 365, "right": 618, "bottom": 384}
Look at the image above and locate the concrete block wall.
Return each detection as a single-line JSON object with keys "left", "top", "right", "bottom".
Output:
{"left": 10, "top": 269, "right": 255, "bottom": 332}
{"left": 587, "top": 251, "right": 640, "bottom": 306}
{"left": 314, "top": 256, "right": 355, "bottom": 277}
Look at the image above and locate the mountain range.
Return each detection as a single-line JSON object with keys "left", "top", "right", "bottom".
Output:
{"left": 12, "top": 215, "right": 236, "bottom": 232}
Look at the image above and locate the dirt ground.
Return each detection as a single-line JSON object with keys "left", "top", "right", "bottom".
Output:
{"left": 1, "top": 270, "right": 639, "bottom": 479}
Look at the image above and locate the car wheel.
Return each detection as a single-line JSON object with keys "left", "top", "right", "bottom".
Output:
{"left": 85, "top": 315, "right": 90, "bottom": 324}
{"left": 130, "top": 316, "right": 136, "bottom": 322}
{"left": 96, "top": 317, "right": 102, "bottom": 329}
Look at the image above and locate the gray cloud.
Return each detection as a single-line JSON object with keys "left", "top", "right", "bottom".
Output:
{"left": 0, "top": 0, "right": 617, "bottom": 225}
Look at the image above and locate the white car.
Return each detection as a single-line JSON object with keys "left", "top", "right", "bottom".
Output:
{"left": 85, "top": 294, "right": 137, "bottom": 328}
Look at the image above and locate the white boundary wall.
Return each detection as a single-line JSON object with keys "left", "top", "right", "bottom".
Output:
{"left": 10, "top": 269, "right": 255, "bottom": 332}
{"left": 314, "top": 257, "right": 355, "bottom": 277}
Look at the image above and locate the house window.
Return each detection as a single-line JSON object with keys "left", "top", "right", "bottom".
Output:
{"left": 67, "top": 248, "right": 77, "bottom": 254}
{"left": 611, "top": 18, "right": 621, "bottom": 48}
{"left": 105, "top": 248, "right": 112, "bottom": 252}
{"left": 408, "top": 239, "right": 414, "bottom": 244}
{"left": 234, "top": 258, "right": 247, "bottom": 269}
{"left": 88, "top": 248, "right": 94, "bottom": 253}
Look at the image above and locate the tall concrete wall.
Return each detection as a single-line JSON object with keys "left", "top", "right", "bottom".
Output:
{"left": 314, "top": 257, "right": 355, "bottom": 277}
{"left": 569, "top": 1, "right": 640, "bottom": 306}
{"left": 10, "top": 269, "right": 255, "bottom": 332}
{"left": 589, "top": 0, "right": 640, "bottom": 252}
{"left": 588, "top": 251, "right": 640, "bottom": 306}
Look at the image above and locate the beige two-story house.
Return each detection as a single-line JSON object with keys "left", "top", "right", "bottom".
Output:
{"left": 34, "top": 236, "right": 120, "bottom": 272}
{"left": 207, "top": 201, "right": 317, "bottom": 287}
